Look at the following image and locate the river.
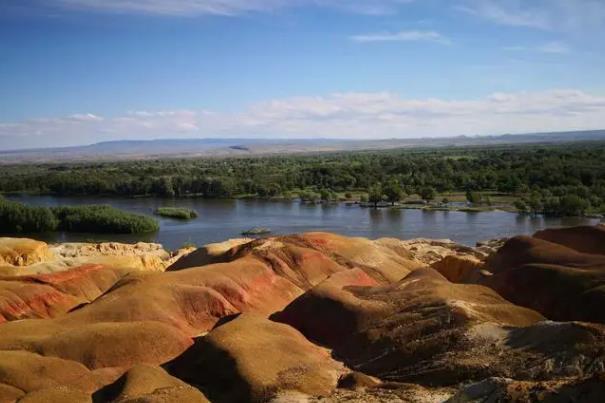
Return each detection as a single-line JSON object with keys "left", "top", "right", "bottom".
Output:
{"left": 4, "top": 195, "right": 601, "bottom": 250}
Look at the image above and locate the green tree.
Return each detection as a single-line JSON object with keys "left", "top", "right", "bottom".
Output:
{"left": 466, "top": 190, "right": 482, "bottom": 204}
{"left": 257, "top": 183, "right": 282, "bottom": 198}
{"left": 368, "top": 184, "right": 383, "bottom": 208}
{"left": 543, "top": 197, "right": 560, "bottom": 215}
{"left": 157, "top": 177, "right": 175, "bottom": 197}
{"left": 528, "top": 193, "right": 543, "bottom": 215}
{"left": 513, "top": 199, "right": 528, "bottom": 213}
{"left": 419, "top": 186, "right": 436, "bottom": 203}
{"left": 558, "top": 195, "right": 589, "bottom": 216}
{"left": 299, "top": 190, "right": 320, "bottom": 203}
{"left": 383, "top": 181, "right": 403, "bottom": 206}
{"left": 319, "top": 188, "right": 337, "bottom": 202}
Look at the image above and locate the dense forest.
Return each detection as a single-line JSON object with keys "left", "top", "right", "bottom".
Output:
{"left": 1, "top": 142, "right": 604, "bottom": 217}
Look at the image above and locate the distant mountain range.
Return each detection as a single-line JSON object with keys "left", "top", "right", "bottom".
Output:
{"left": 1, "top": 130, "right": 604, "bottom": 164}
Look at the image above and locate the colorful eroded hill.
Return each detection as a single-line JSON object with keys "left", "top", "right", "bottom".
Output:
{"left": 0, "top": 226, "right": 604, "bottom": 402}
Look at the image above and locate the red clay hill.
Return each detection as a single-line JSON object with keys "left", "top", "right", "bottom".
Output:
{"left": 0, "top": 227, "right": 603, "bottom": 402}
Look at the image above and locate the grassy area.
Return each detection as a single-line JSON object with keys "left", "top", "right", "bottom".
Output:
{"left": 154, "top": 207, "right": 198, "bottom": 220}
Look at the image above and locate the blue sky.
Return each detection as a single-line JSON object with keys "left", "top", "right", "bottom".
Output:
{"left": 1, "top": 0, "right": 605, "bottom": 149}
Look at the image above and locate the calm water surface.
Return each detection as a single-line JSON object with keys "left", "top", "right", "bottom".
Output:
{"left": 5, "top": 195, "right": 601, "bottom": 250}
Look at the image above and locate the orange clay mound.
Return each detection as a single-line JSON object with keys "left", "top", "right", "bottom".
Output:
{"left": 14, "top": 386, "right": 91, "bottom": 403}
{"left": 166, "top": 313, "right": 345, "bottom": 402}
{"left": 167, "top": 238, "right": 252, "bottom": 269}
{"left": 0, "top": 319, "right": 193, "bottom": 370}
{"left": 0, "top": 257, "right": 300, "bottom": 394}
{"left": 0, "top": 264, "right": 127, "bottom": 323}
{"left": 272, "top": 268, "right": 387, "bottom": 347}
{"left": 94, "top": 364, "right": 209, "bottom": 402}
{"left": 0, "top": 279, "right": 82, "bottom": 323}
{"left": 483, "top": 230, "right": 605, "bottom": 323}
{"left": 0, "top": 350, "right": 117, "bottom": 398}
{"left": 296, "top": 232, "right": 424, "bottom": 281}
{"left": 430, "top": 254, "right": 485, "bottom": 283}
{"left": 486, "top": 235, "right": 605, "bottom": 273}
{"left": 57, "top": 256, "right": 306, "bottom": 335}
{"left": 169, "top": 233, "right": 422, "bottom": 282}
{"left": 534, "top": 225, "right": 605, "bottom": 255}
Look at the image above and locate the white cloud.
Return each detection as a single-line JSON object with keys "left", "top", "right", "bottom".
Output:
{"left": 457, "top": 0, "right": 550, "bottom": 29}
{"left": 67, "top": 113, "right": 104, "bottom": 121}
{"left": 55, "top": 0, "right": 415, "bottom": 16}
{"left": 351, "top": 30, "right": 451, "bottom": 44}
{"left": 2, "top": 89, "right": 605, "bottom": 149}
{"left": 314, "top": 0, "right": 415, "bottom": 16}
{"left": 504, "top": 41, "right": 571, "bottom": 54}
{"left": 458, "top": 0, "right": 605, "bottom": 33}
{"left": 537, "top": 41, "right": 570, "bottom": 54}
{"left": 58, "top": 0, "right": 285, "bottom": 16}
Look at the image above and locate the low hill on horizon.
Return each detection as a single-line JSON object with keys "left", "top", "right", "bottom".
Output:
{"left": 1, "top": 129, "right": 604, "bottom": 164}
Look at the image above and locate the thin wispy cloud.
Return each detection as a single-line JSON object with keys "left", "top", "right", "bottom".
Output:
{"left": 54, "top": 0, "right": 415, "bottom": 16}
{"left": 351, "top": 30, "right": 451, "bottom": 45}
{"left": 457, "top": 0, "right": 550, "bottom": 29}
{"left": 504, "top": 41, "right": 571, "bottom": 55}
{"left": 3, "top": 89, "right": 605, "bottom": 149}
{"left": 58, "top": 0, "right": 285, "bottom": 16}
{"left": 538, "top": 41, "right": 570, "bottom": 54}
{"left": 458, "top": 0, "right": 605, "bottom": 34}
{"left": 315, "top": 0, "right": 415, "bottom": 16}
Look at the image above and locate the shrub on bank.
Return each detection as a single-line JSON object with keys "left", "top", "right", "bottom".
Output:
{"left": 0, "top": 197, "right": 59, "bottom": 232}
{"left": 52, "top": 205, "right": 159, "bottom": 234}
{"left": 0, "top": 197, "right": 158, "bottom": 234}
{"left": 154, "top": 207, "right": 198, "bottom": 220}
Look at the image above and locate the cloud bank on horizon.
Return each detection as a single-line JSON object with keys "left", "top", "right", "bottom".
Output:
{"left": 2, "top": 89, "right": 605, "bottom": 149}
{"left": 1, "top": 0, "right": 605, "bottom": 149}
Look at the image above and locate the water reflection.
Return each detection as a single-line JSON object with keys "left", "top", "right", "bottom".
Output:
{"left": 368, "top": 208, "right": 383, "bottom": 224}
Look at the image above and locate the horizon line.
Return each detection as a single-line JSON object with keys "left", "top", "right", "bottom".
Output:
{"left": 1, "top": 128, "right": 605, "bottom": 153}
